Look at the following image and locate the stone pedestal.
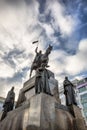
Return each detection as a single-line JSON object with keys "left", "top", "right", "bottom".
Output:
{"left": 22, "top": 93, "right": 74, "bottom": 130}
{"left": 27, "top": 93, "right": 57, "bottom": 130}
{"left": 23, "top": 70, "right": 60, "bottom": 101}
{"left": 69, "top": 105, "right": 87, "bottom": 130}
{"left": 26, "top": 93, "right": 75, "bottom": 130}
{"left": 16, "top": 70, "right": 60, "bottom": 108}
{"left": 0, "top": 112, "right": 3, "bottom": 120}
{"left": 0, "top": 93, "right": 87, "bottom": 130}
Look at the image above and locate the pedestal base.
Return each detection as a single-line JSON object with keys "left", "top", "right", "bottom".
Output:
{"left": 0, "top": 93, "right": 86, "bottom": 130}
{"left": 68, "top": 105, "right": 86, "bottom": 130}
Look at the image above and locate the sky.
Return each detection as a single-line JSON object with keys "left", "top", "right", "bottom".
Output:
{"left": 0, "top": 0, "right": 87, "bottom": 100}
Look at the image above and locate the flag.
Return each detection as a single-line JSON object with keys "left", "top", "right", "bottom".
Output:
{"left": 32, "top": 40, "right": 39, "bottom": 44}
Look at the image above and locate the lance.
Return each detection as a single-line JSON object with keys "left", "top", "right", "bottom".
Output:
{"left": 32, "top": 40, "right": 39, "bottom": 48}
{"left": 32, "top": 40, "right": 38, "bottom": 44}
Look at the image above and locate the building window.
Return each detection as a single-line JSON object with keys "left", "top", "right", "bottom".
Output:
{"left": 81, "top": 94, "right": 87, "bottom": 103}
{"left": 84, "top": 112, "right": 87, "bottom": 119}
{"left": 0, "top": 102, "right": 3, "bottom": 111}
{"left": 79, "top": 86, "right": 87, "bottom": 93}
{"left": 82, "top": 103, "right": 87, "bottom": 108}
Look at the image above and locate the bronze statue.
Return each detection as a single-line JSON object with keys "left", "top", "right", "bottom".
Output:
{"left": 1, "top": 87, "right": 15, "bottom": 121}
{"left": 35, "top": 66, "right": 51, "bottom": 94}
{"left": 63, "top": 77, "right": 77, "bottom": 106}
{"left": 29, "top": 44, "right": 53, "bottom": 95}
{"left": 30, "top": 44, "right": 53, "bottom": 77}
{"left": 15, "top": 91, "right": 26, "bottom": 108}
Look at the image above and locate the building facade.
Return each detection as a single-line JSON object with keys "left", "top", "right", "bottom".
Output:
{"left": 76, "top": 78, "right": 87, "bottom": 124}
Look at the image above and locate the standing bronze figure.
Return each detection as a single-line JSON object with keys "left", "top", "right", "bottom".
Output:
{"left": 35, "top": 66, "right": 51, "bottom": 94}
{"left": 1, "top": 87, "right": 15, "bottom": 121}
{"left": 63, "top": 77, "right": 77, "bottom": 106}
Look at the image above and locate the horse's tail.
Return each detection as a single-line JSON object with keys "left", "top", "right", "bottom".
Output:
{"left": 29, "top": 65, "right": 33, "bottom": 78}
{"left": 29, "top": 71, "right": 32, "bottom": 78}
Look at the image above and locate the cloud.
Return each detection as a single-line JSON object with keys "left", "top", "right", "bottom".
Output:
{"left": 49, "top": 49, "right": 68, "bottom": 82}
{"left": 0, "top": 0, "right": 42, "bottom": 100}
{"left": 0, "top": 62, "right": 14, "bottom": 78}
{"left": 47, "top": 39, "right": 87, "bottom": 85}
{"left": 66, "top": 39, "right": 87, "bottom": 75}
{"left": 45, "top": 0, "right": 78, "bottom": 36}
{"left": 0, "top": 0, "right": 87, "bottom": 101}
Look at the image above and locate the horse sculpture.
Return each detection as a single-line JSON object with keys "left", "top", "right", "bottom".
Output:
{"left": 29, "top": 44, "right": 53, "bottom": 77}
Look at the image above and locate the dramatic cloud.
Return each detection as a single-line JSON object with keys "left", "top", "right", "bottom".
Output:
{"left": 45, "top": 0, "right": 79, "bottom": 36}
{"left": 0, "top": 0, "right": 87, "bottom": 100}
{"left": 49, "top": 39, "right": 87, "bottom": 78}
{"left": 66, "top": 39, "right": 87, "bottom": 75}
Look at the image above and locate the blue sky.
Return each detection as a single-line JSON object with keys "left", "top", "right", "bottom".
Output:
{"left": 0, "top": 0, "right": 87, "bottom": 100}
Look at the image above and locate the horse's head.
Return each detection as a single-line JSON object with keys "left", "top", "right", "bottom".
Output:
{"left": 46, "top": 44, "right": 53, "bottom": 55}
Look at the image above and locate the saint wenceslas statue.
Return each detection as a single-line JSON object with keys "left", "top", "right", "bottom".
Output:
{"left": 30, "top": 44, "right": 53, "bottom": 95}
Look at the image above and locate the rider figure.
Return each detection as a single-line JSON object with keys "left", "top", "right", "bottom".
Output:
{"left": 30, "top": 44, "right": 53, "bottom": 78}
{"left": 34, "top": 47, "right": 42, "bottom": 66}
{"left": 29, "top": 47, "right": 42, "bottom": 77}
